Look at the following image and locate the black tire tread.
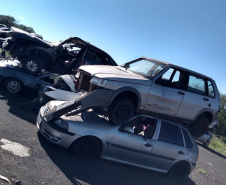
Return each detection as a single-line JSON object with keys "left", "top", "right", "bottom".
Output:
{"left": 108, "top": 96, "right": 135, "bottom": 125}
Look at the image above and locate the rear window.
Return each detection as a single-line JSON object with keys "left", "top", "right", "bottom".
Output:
{"left": 182, "top": 129, "right": 193, "bottom": 148}
{"left": 207, "top": 80, "right": 215, "bottom": 98}
{"left": 158, "top": 121, "right": 184, "bottom": 146}
{"left": 187, "top": 75, "right": 206, "bottom": 95}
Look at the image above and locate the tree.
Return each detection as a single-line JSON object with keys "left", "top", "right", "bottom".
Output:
{"left": 0, "top": 15, "right": 16, "bottom": 27}
{"left": 216, "top": 93, "right": 226, "bottom": 136}
{"left": 0, "top": 15, "right": 35, "bottom": 33}
{"left": 16, "top": 24, "right": 35, "bottom": 33}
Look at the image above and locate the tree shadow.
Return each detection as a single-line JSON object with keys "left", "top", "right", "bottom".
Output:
{"left": 38, "top": 133, "right": 196, "bottom": 185}
{"left": 197, "top": 143, "right": 226, "bottom": 160}
{"left": 0, "top": 88, "right": 37, "bottom": 124}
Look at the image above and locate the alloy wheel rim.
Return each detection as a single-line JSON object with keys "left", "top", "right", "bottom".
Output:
{"left": 7, "top": 81, "right": 20, "bottom": 93}
{"left": 26, "top": 60, "right": 38, "bottom": 72}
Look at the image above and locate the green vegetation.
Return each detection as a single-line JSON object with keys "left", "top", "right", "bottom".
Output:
{"left": 217, "top": 93, "right": 226, "bottom": 137}
{"left": 196, "top": 167, "right": 207, "bottom": 174}
{"left": 0, "top": 15, "right": 35, "bottom": 33}
{"left": 209, "top": 135, "right": 226, "bottom": 156}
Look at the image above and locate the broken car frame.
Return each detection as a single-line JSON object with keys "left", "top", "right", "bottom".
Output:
{"left": 0, "top": 27, "right": 117, "bottom": 75}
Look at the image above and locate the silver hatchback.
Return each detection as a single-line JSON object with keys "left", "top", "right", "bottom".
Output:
{"left": 37, "top": 100, "right": 199, "bottom": 178}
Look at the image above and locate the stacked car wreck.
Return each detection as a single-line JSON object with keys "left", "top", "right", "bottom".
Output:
{"left": 0, "top": 26, "right": 220, "bottom": 179}
{"left": 0, "top": 27, "right": 117, "bottom": 75}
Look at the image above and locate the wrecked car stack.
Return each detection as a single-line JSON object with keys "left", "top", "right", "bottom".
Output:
{"left": 0, "top": 27, "right": 220, "bottom": 179}
{"left": 40, "top": 57, "right": 220, "bottom": 137}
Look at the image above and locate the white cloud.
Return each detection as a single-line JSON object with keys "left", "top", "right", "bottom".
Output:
{"left": 19, "top": 16, "right": 25, "bottom": 20}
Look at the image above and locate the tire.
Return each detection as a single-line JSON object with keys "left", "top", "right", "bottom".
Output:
{"left": 22, "top": 56, "right": 43, "bottom": 76}
{"left": 168, "top": 161, "right": 190, "bottom": 179}
{"left": 108, "top": 97, "right": 135, "bottom": 125}
{"left": 189, "top": 116, "right": 209, "bottom": 137}
{"left": 3, "top": 78, "right": 23, "bottom": 94}
{"left": 203, "top": 139, "right": 210, "bottom": 147}
{"left": 70, "top": 137, "right": 101, "bottom": 158}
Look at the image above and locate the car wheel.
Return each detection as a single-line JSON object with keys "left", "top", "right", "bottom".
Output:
{"left": 189, "top": 116, "right": 209, "bottom": 137}
{"left": 203, "top": 139, "right": 210, "bottom": 147}
{"left": 22, "top": 56, "right": 43, "bottom": 76}
{"left": 3, "top": 78, "right": 23, "bottom": 94}
{"left": 168, "top": 161, "right": 190, "bottom": 179}
{"left": 70, "top": 137, "right": 101, "bottom": 158}
{"left": 108, "top": 97, "right": 135, "bottom": 125}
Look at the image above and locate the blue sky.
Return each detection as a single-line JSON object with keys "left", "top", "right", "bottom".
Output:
{"left": 1, "top": 0, "right": 226, "bottom": 94}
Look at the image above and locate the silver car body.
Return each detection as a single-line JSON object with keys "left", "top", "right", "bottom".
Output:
{"left": 43, "top": 57, "right": 220, "bottom": 125}
{"left": 37, "top": 100, "right": 199, "bottom": 175}
{"left": 76, "top": 58, "right": 219, "bottom": 122}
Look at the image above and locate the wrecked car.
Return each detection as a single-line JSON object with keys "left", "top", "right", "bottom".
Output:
{"left": 195, "top": 129, "right": 212, "bottom": 147}
{"left": 42, "top": 57, "right": 220, "bottom": 137}
{"left": 0, "top": 60, "right": 59, "bottom": 94}
{"left": 0, "top": 27, "right": 117, "bottom": 75}
{"left": 37, "top": 106, "right": 199, "bottom": 179}
{"left": 0, "top": 24, "right": 7, "bottom": 28}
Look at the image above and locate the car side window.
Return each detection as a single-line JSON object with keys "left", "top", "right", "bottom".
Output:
{"left": 85, "top": 50, "right": 103, "bottom": 65}
{"left": 158, "top": 121, "right": 184, "bottom": 146}
{"left": 187, "top": 74, "right": 206, "bottom": 95}
{"left": 128, "top": 116, "right": 157, "bottom": 139}
{"left": 182, "top": 129, "right": 193, "bottom": 148}
{"left": 207, "top": 80, "right": 215, "bottom": 98}
{"left": 157, "top": 68, "right": 187, "bottom": 90}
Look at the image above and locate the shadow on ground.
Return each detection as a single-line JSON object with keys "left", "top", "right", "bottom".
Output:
{"left": 38, "top": 133, "right": 196, "bottom": 185}
{"left": 197, "top": 143, "right": 226, "bottom": 160}
{"left": 0, "top": 88, "right": 37, "bottom": 124}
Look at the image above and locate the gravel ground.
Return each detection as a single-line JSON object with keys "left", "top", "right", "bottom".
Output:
{"left": 0, "top": 88, "right": 226, "bottom": 185}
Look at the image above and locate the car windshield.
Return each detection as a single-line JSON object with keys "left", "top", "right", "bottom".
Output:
{"left": 125, "top": 59, "right": 166, "bottom": 78}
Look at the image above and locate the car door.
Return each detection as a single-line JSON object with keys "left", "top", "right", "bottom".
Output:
{"left": 145, "top": 67, "right": 187, "bottom": 117}
{"left": 105, "top": 116, "right": 158, "bottom": 168}
{"left": 151, "top": 121, "right": 186, "bottom": 171}
{"left": 176, "top": 73, "right": 209, "bottom": 120}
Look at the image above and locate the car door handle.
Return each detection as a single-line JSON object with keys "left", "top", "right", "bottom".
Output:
{"left": 178, "top": 91, "right": 184, "bottom": 95}
{"left": 178, "top": 151, "right": 184, "bottom": 155}
{"left": 203, "top": 98, "right": 209, "bottom": 101}
{"left": 144, "top": 143, "right": 152, "bottom": 148}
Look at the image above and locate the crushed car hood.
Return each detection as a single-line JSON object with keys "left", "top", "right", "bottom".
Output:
{"left": 79, "top": 65, "right": 152, "bottom": 85}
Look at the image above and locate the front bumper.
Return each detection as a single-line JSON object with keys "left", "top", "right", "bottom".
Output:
{"left": 37, "top": 107, "right": 79, "bottom": 149}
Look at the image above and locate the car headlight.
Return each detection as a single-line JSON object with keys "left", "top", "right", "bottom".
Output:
{"left": 54, "top": 119, "right": 69, "bottom": 130}
{"left": 90, "top": 77, "right": 107, "bottom": 87}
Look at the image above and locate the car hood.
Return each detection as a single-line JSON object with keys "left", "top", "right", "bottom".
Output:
{"left": 79, "top": 65, "right": 152, "bottom": 85}
{"left": 0, "top": 60, "right": 20, "bottom": 68}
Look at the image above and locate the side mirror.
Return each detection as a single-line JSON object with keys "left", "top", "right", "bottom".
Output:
{"left": 121, "top": 126, "right": 134, "bottom": 134}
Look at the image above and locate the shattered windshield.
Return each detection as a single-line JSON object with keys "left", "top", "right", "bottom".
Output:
{"left": 126, "top": 59, "right": 166, "bottom": 78}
